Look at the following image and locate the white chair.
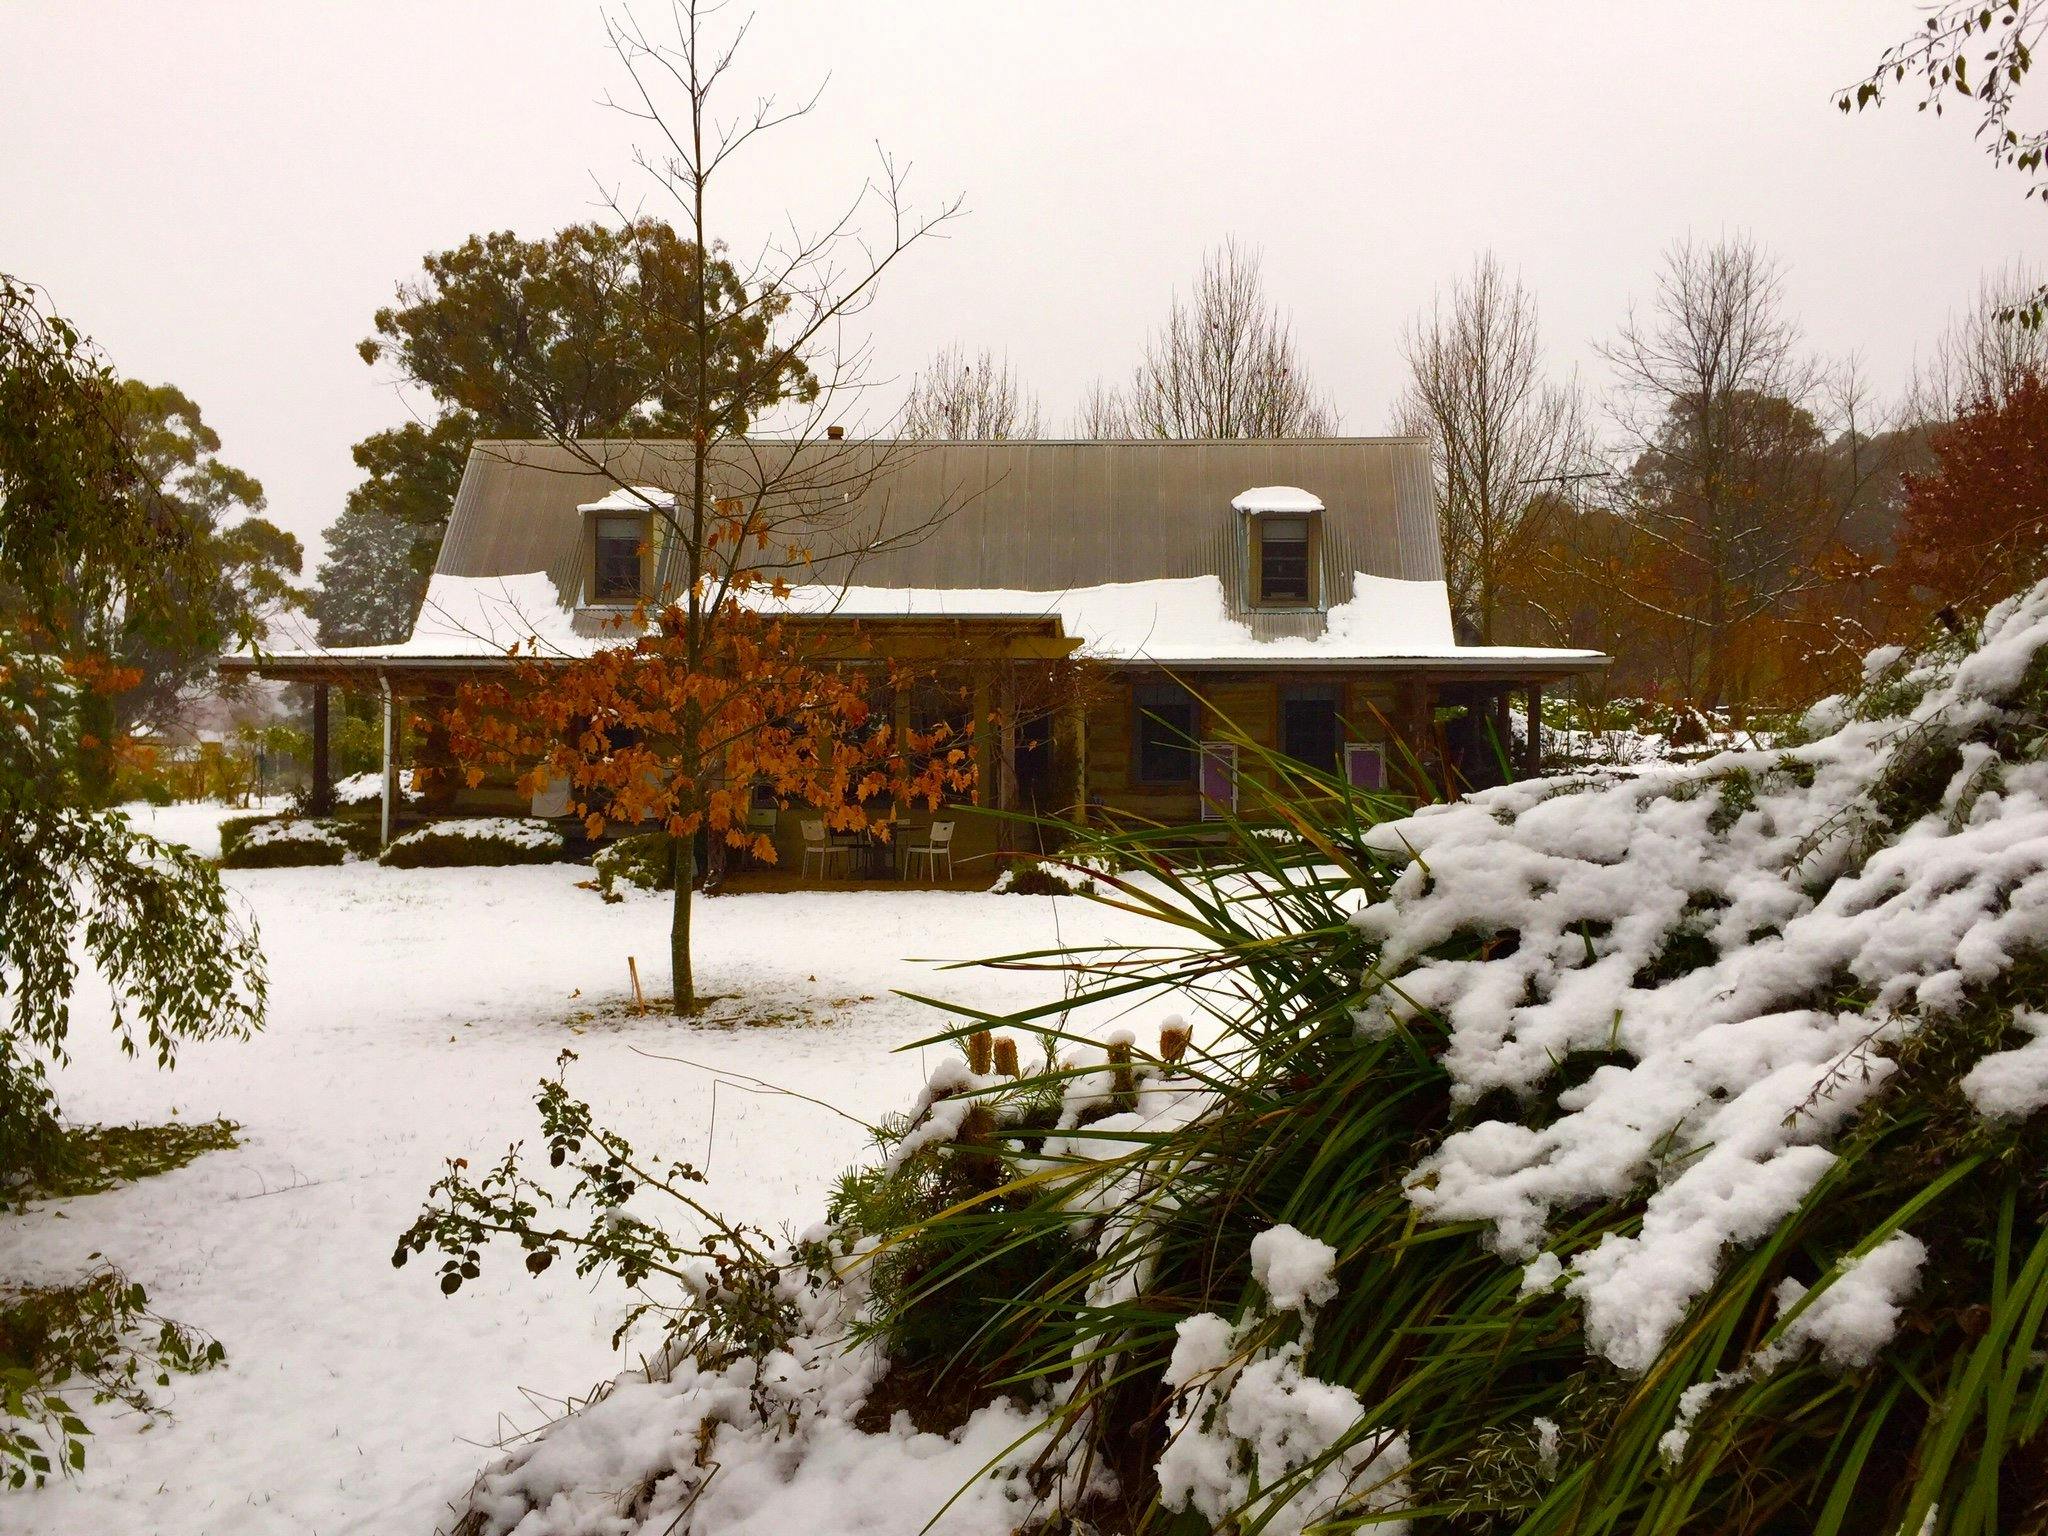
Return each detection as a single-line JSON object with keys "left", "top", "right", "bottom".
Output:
{"left": 905, "top": 820, "right": 956, "bottom": 882}
{"left": 800, "top": 819, "right": 848, "bottom": 880}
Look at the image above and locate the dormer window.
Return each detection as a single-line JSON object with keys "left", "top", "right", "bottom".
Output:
{"left": 579, "top": 486, "right": 672, "bottom": 606}
{"left": 1258, "top": 516, "right": 1312, "bottom": 604}
{"left": 592, "top": 514, "right": 647, "bottom": 601}
{"left": 1233, "top": 485, "right": 1325, "bottom": 609}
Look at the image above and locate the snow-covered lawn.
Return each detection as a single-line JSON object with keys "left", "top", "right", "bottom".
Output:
{"left": 7, "top": 806, "right": 1161, "bottom": 1535}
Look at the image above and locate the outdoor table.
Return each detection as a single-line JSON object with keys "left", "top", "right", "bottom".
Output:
{"left": 830, "top": 828, "right": 892, "bottom": 879}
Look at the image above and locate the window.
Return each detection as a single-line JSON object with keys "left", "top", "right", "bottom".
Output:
{"left": 592, "top": 514, "right": 646, "bottom": 602}
{"left": 1280, "top": 686, "right": 1341, "bottom": 771}
{"left": 1132, "top": 680, "right": 1198, "bottom": 785}
{"left": 908, "top": 677, "right": 967, "bottom": 745}
{"left": 1256, "top": 515, "right": 1313, "bottom": 605}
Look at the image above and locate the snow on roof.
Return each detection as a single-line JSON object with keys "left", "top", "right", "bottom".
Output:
{"left": 756, "top": 573, "right": 1482, "bottom": 661}
{"left": 577, "top": 485, "right": 677, "bottom": 513}
{"left": 1230, "top": 485, "right": 1325, "bottom": 514}
{"left": 246, "top": 569, "right": 1603, "bottom": 669}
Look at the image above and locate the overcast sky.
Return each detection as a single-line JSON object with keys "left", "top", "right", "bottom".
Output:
{"left": 3, "top": 1, "right": 2038, "bottom": 567}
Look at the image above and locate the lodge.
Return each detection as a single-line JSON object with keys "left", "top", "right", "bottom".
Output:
{"left": 224, "top": 437, "right": 1608, "bottom": 867}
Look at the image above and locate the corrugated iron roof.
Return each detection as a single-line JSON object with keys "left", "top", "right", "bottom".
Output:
{"left": 437, "top": 437, "right": 1446, "bottom": 635}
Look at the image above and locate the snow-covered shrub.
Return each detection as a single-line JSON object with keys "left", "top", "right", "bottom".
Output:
{"left": 419, "top": 585, "right": 2048, "bottom": 1536}
{"left": 329, "top": 769, "right": 420, "bottom": 807}
{"left": 590, "top": 831, "right": 674, "bottom": 896}
{"left": 377, "top": 817, "right": 565, "bottom": 868}
{"left": 216, "top": 816, "right": 348, "bottom": 868}
{"left": 990, "top": 858, "right": 1095, "bottom": 896}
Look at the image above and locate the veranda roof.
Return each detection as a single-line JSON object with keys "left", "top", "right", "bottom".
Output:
{"left": 225, "top": 569, "right": 1608, "bottom": 685}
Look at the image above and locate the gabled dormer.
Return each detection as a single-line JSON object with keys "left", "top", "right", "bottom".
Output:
{"left": 577, "top": 485, "right": 671, "bottom": 607}
{"left": 1233, "top": 485, "right": 1325, "bottom": 611}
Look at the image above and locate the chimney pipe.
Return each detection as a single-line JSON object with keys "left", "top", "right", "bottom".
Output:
{"left": 826, "top": 424, "right": 845, "bottom": 441}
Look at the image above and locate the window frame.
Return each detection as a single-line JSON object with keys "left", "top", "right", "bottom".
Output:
{"left": 1249, "top": 512, "right": 1321, "bottom": 609}
{"left": 1130, "top": 679, "right": 1199, "bottom": 787}
{"left": 588, "top": 511, "right": 653, "bottom": 605}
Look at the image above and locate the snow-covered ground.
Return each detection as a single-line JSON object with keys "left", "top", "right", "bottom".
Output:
{"left": 7, "top": 804, "right": 1161, "bottom": 1535}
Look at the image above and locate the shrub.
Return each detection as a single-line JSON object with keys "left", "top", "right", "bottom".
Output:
{"left": 331, "top": 769, "right": 421, "bottom": 808}
{"left": 217, "top": 817, "right": 348, "bottom": 868}
{"left": 379, "top": 816, "right": 566, "bottom": 868}
{"left": 990, "top": 858, "right": 1094, "bottom": 896}
{"left": 591, "top": 831, "right": 675, "bottom": 896}
{"left": 0, "top": 1265, "right": 226, "bottom": 1488}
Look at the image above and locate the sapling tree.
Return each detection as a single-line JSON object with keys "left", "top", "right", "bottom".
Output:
{"left": 367, "top": 1, "right": 974, "bottom": 1012}
{"left": 446, "top": 586, "right": 976, "bottom": 1013}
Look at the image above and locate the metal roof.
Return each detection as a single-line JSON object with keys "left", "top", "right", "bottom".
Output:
{"left": 436, "top": 437, "right": 1446, "bottom": 638}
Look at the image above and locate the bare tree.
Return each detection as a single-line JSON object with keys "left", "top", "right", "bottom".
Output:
{"left": 1909, "top": 263, "right": 2048, "bottom": 420}
{"left": 1078, "top": 240, "right": 1337, "bottom": 438}
{"left": 1390, "top": 253, "right": 1588, "bottom": 643}
{"left": 902, "top": 344, "right": 1043, "bottom": 439}
{"left": 1071, "top": 379, "right": 1127, "bottom": 439}
{"left": 1599, "top": 235, "right": 1893, "bottom": 707}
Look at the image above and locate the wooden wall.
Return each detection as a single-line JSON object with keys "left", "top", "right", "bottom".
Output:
{"left": 1084, "top": 668, "right": 1410, "bottom": 821}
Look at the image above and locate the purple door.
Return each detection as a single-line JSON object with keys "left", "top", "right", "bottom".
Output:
{"left": 1199, "top": 742, "right": 1238, "bottom": 820}
{"left": 1344, "top": 743, "right": 1385, "bottom": 791}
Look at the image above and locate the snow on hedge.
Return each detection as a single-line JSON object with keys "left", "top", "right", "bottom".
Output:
{"left": 1158, "top": 1226, "right": 1408, "bottom": 1536}
{"left": 460, "top": 1251, "right": 1057, "bottom": 1536}
{"left": 241, "top": 818, "right": 347, "bottom": 850}
{"left": 332, "top": 770, "right": 420, "bottom": 806}
{"left": 380, "top": 817, "right": 566, "bottom": 869}
{"left": 385, "top": 818, "right": 563, "bottom": 853}
{"left": 1360, "top": 578, "right": 2048, "bottom": 1372}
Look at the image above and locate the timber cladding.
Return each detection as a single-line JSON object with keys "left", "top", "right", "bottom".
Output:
{"left": 1087, "top": 670, "right": 1400, "bottom": 816}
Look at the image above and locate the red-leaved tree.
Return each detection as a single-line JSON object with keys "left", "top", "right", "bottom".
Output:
{"left": 1890, "top": 372, "right": 2048, "bottom": 623}
{"left": 448, "top": 563, "right": 975, "bottom": 1014}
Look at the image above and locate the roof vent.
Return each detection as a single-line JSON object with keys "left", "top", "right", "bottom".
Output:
{"left": 826, "top": 424, "right": 845, "bottom": 441}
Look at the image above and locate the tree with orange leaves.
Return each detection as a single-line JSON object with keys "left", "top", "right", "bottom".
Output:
{"left": 448, "top": 567, "right": 974, "bottom": 1014}
{"left": 362, "top": 1, "right": 971, "bottom": 1010}
{"left": 1889, "top": 372, "right": 2048, "bottom": 624}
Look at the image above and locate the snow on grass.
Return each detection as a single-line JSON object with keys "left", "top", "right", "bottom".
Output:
{"left": 3, "top": 854, "right": 1168, "bottom": 1536}
{"left": 1249, "top": 1224, "right": 1339, "bottom": 1313}
{"left": 1962, "top": 1008, "right": 2048, "bottom": 1118}
{"left": 116, "top": 798, "right": 291, "bottom": 861}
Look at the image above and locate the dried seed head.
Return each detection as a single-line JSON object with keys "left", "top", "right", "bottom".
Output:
{"left": 1159, "top": 1019, "right": 1191, "bottom": 1064}
{"left": 967, "top": 1029, "right": 994, "bottom": 1076}
{"left": 992, "top": 1036, "right": 1021, "bottom": 1077}
{"left": 1106, "top": 1030, "right": 1136, "bottom": 1109}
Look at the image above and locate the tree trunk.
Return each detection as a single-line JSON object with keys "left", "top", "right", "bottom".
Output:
{"left": 671, "top": 839, "right": 695, "bottom": 1016}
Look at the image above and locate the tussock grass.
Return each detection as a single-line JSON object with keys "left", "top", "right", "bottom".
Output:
{"left": 825, "top": 698, "right": 2048, "bottom": 1533}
